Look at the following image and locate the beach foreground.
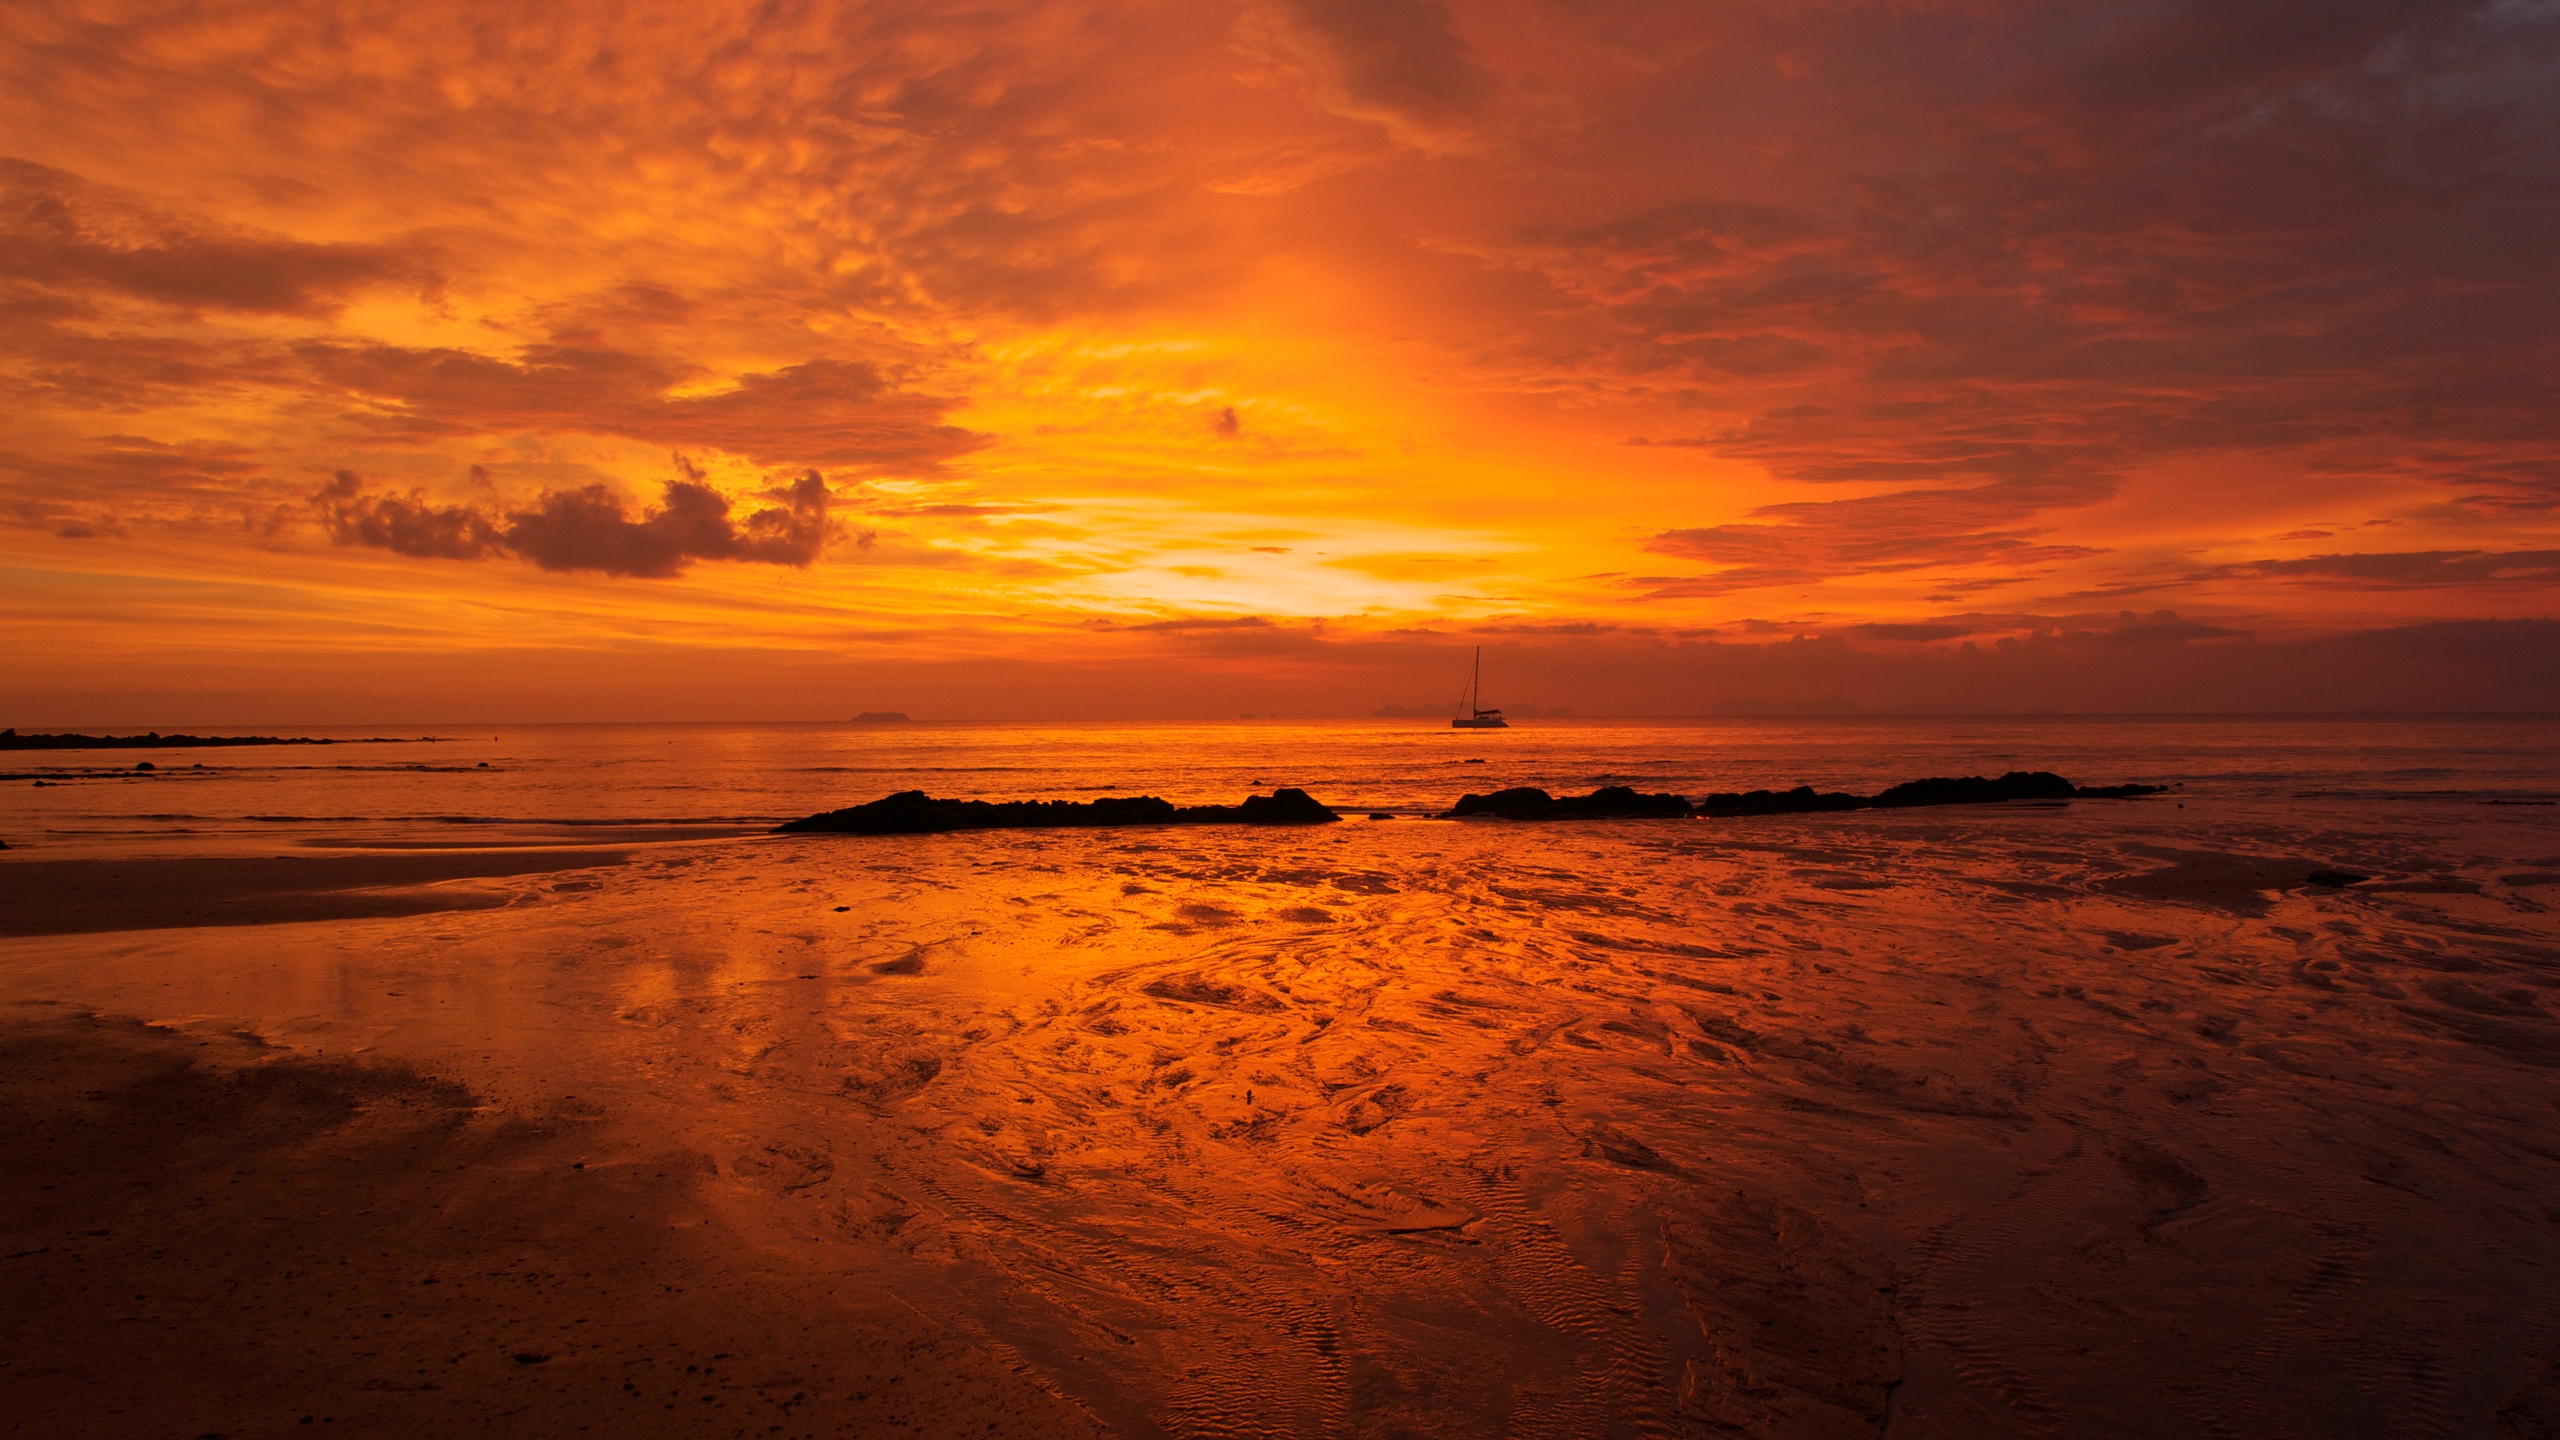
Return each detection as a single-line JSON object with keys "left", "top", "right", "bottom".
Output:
{"left": 6, "top": 793, "right": 2560, "bottom": 1438}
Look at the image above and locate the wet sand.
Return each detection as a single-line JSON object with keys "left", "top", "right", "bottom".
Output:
{"left": 0, "top": 1009, "right": 1101, "bottom": 1438}
{"left": 5, "top": 797, "right": 2560, "bottom": 1437}
{"left": 0, "top": 851, "right": 634, "bottom": 938}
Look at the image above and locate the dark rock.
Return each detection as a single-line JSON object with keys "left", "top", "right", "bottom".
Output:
{"left": 1551, "top": 785, "right": 1692, "bottom": 819}
{"left": 1367, "top": 812, "right": 1396, "bottom": 820}
{"left": 134, "top": 761, "right": 155, "bottom": 771}
{"left": 1447, "top": 785, "right": 1693, "bottom": 820}
{"left": 776, "top": 788, "right": 1339, "bottom": 835}
{"left": 1234, "top": 788, "right": 1338, "bottom": 824}
{"left": 1448, "top": 786, "right": 1558, "bottom": 818}
{"left": 1697, "top": 771, "right": 2165, "bottom": 818}
{"left": 1696, "top": 785, "right": 1868, "bottom": 817}
{"left": 1871, "top": 771, "right": 2078, "bottom": 807}
{"left": 2306, "top": 870, "right": 2371, "bottom": 887}
{"left": 0, "top": 729, "right": 423, "bottom": 751}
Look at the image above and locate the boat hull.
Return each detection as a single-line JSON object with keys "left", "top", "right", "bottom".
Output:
{"left": 1451, "top": 717, "right": 1509, "bottom": 729}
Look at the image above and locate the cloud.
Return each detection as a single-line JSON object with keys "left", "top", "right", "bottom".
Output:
{"left": 1475, "top": 0, "right": 2560, "bottom": 563}
{"left": 2087, "top": 613, "right": 2247, "bottom": 645}
{"left": 1092, "top": 614, "right": 1277, "bottom": 632}
{"left": 1244, "top": 0, "right": 1495, "bottom": 149}
{"left": 311, "top": 467, "right": 834, "bottom": 579}
{"left": 4, "top": 0, "right": 2558, "bottom": 697}
{"left": 1471, "top": 620, "right": 1616, "bottom": 635}
{"left": 1849, "top": 622, "right": 1972, "bottom": 643}
{"left": 313, "top": 470, "right": 503, "bottom": 561}
{"left": 0, "top": 160, "right": 426, "bottom": 317}
{"left": 2192, "top": 549, "right": 2560, "bottom": 589}
{"left": 1642, "top": 481, "right": 2106, "bottom": 595}
{"left": 301, "top": 345, "right": 982, "bottom": 473}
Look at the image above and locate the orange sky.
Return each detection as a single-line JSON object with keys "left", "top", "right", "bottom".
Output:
{"left": 5, "top": 0, "right": 2558, "bottom": 721}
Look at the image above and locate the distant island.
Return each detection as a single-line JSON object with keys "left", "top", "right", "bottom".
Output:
{"left": 847, "top": 712, "right": 912, "bottom": 724}
{"left": 0, "top": 729, "right": 425, "bottom": 751}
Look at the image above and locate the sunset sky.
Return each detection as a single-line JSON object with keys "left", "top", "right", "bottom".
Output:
{"left": 5, "top": 0, "right": 2557, "bottom": 722}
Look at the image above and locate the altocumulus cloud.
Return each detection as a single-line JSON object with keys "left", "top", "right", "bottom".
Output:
{"left": 313, "top": 466, "right": 832, "bottom": 579}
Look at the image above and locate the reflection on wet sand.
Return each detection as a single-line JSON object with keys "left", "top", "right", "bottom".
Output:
{"left": 6, "top": 797, "right": 2560, "bottom": 1437}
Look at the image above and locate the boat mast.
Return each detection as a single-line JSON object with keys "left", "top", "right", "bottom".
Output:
{"left": 1470, "top": 646, "right": 1481, "bottom": 713}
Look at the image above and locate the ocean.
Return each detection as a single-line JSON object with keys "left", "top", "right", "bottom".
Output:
{"left": 5, "top": 715, "right": 2559, "bottom": 1436}
{"left": 7, "top": 714, "right": 2556, "bottom": 858}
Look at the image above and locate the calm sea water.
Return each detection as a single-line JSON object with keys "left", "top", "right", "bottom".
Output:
{"left": 4, "top": 715, "right": 2555, "bottom": 859}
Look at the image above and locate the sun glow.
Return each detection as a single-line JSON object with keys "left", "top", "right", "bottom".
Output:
{"left": 3, "top": 0, "right": 2555, "bottom": 720}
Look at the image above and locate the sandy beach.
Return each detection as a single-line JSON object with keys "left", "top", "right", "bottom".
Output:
{"left": 0, "top": 1009, "right": 1103, "bottom": 1438}
{"left": 7, "top": 783, "right": 2560, "bottom": 1438}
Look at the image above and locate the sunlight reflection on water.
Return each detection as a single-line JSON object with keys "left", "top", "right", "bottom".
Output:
{"left": 8, "top": 773, "right": 2560, "bottom": 1436}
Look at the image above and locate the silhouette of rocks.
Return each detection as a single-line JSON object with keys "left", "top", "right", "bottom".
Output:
{"left": 1872, "top": 771, "right": 2078, "bottom": 807}
{"left": 0, "top": 729, "right": 423, "bottom": 751}
{"left": 133, "top": 761, "right": 154, "bottom": 771}
{"left": 1695, "top": 785, "right": 1868, "bottom": 818}
{"left": 2307, "top": 869, "right": 2371, "bottom": 887}
{"left": 776, "top": 787, "right": 1339, "bottom": 835}
{"left": 1448, "top": 785, "right": 1693, "bottom": 820}
{"left": 2068, "top": 780, "right": 2169, "bottom": 799}
{"left": 1454, "top": 771, "right": 2167, "bottom": 821}
{"left": 1700, "top": 770, "right": 2164, "bottom": 818}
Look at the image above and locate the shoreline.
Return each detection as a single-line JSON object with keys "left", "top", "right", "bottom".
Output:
{"left": 0, "top": 849, "right": 637, "bottom": 938}
{"left": 0, "top": 792, "right": 2553, "bottom": 1433}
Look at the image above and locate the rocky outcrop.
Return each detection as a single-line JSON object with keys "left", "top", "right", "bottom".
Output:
{"left": 2, "top": 729, "right": 330, "bottom": 750}
{"left": 1447, "top": 785, "right": 1695, "bottom": 820}
{"left": 0, "top": 729, "right": 428, "bottom": 750}
{"left": 1693, "top": 786, "right": 1868, "bottom": 818}
{"left": 1454, "top": 772, "right": 2167, "bottom": 821}
{"left": 776, "top": 787, "right": 1339, "bottom": 835}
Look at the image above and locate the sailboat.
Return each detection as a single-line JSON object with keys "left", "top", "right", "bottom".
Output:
{"left": 1451, "top": 646, "right": 1509, "bottom": 729}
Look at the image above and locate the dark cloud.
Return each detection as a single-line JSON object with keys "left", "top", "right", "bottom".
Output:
{"left": 1253, "top": 0, "right": 1494, "bottom": 146}
{"left": 1502, "top": 0, "right": 2560, "bottom": 580}
{"left": 301, "top": 345, "right": 981, "bottom": 473}
{"left": 313, "top": 470, "right": 502, "bottom": 561}
{"left": 0, "top": 159, "right": 424, "bottom": 317}
{"left": 2192, "top": 549, "right": 2560, "bottom": 589}
{"left": 1642, "top": 481, "right": 2105, "bottom": 596}
{"left": 311, "top": 466, "right": 834, "bottom": 579}
{"left": 1849, "top": 623, "right": 1972, "bottom": 643}
{"left": 2088, "top": 614, "right": 2248, "bottom": 645}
